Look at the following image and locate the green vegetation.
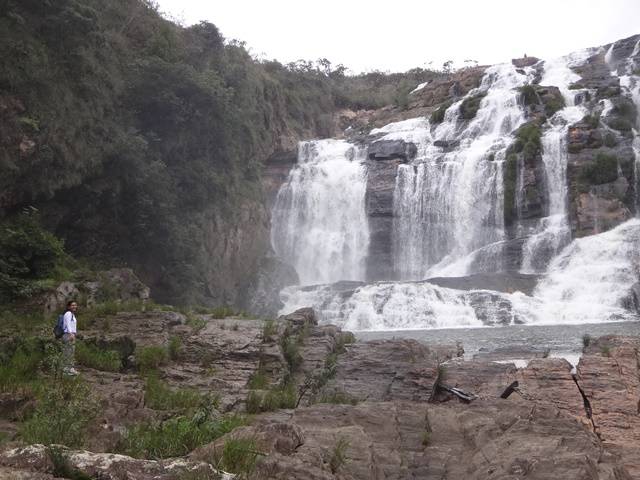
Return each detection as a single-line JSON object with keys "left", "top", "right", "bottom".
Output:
{"left": 518, "top": 85, "right": 539, "bottom": 106}
{"left": 600, "top": 345, "right": 611, "bottom": 357}
{"left": 0, "top": 209, "right": 66, "bottom": 302}
{"left": 245, "top": 382, "right": 297, "bottom": 413}
{"left": 543, "top": 95, "right": 565, "bottom": 117}
{"left": 430, "top": 99, "right": 454, "bottom": 124}
{"left": 581, "top": 114, "right": 600, "bottom": 129}
{"left": 421, "top": 431, "right": 431, "bottom": 447}
{"left": 603, "top": 132, "right": 618, "bottom": 147}
{"left": 20, "top": 378, "right": 98, "bottom": 448}
{"left": 329, "top": 436, "right": 349, "bottom": 474}
{"left": 119, "top": 410, "right": 246, "bottom": 459}
{"left": 0, "top": 1, "right": 442, "bottom": 306}
{"left": 582, "top": 334, "right": 592, "bottom": 348}
{"left": 137, "top": 345, "right": 169, "bottom": 372}
{"left": 459, "top": 92, "right": 487, "bottom": 120}
{"left": 217, "top": 438, "right": 260, "bottom": 476}
{"left": 503, "top": 153, "right": 518, "bottom": 225}
{"left": 582, "top": 153, "right": 619, "bottom": 185}
{"left": 607, "top": 117, "right": 633, "bottom": 132}
{"left": 0, "top": 337, "right": 47, "bottom": 392}
{"left": 144, "top": 375, "right": 213, "bottom": 411}
{"left": 315, "top": 390, "right": 358, "bottom": 405}
{"left": 247, "top": 367, "right": 269, "bottom": 390}
{"left": 262, "top": 319, "right": 277, "bottom": 342}
{"left": 48, "top": 447, "right": 93, "bottom": 480}
{"left": 168, "top": 335, "right": 182, "bottom": 360}
{"left": 75, "top": 341, "right": 121, "bottom": 372}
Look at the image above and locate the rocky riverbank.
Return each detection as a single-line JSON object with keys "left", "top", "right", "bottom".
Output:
{"left": 0, "top": 306, "right": 638, "bottom": 479}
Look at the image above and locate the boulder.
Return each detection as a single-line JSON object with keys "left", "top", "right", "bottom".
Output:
{"left": 512, "top": 56, "right": 540, "bottom": 68}
{"left": 367, "top": 140, "right": 417, "bottom": 161}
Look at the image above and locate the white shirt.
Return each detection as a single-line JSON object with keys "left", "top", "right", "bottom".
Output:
{"left": 63, "top": 311, "right": 77, "bottom": 334}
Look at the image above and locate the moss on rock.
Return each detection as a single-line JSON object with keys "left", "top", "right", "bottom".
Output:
{"left": 459, "top": 92, "right": 487, "bottom": 120}
{"left": 582, "top": 153, "right": 619, "bottom": 185}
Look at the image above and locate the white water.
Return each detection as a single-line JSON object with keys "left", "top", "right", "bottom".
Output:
{"left": 520, "top": 51, "right": 592, "bottom": 272}
{"left": 271, "top": 140, "right": 369, "bottom": 285}
{"left": 280, "top": 219, "right": 640, "bottom": 330}
{"left": 392, "top": 64, "right": 531, "bottom": 279}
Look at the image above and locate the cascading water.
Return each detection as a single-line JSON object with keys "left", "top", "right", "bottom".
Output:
{"left": 280, "top": 219, "right": 640, "bottom": 329}
{"left": 520, "top": 51, "right": 592, "bottom": 272}
{"left": 391, "top": 64, "right": 531, "bottom": 279}
{"left": 271, "top": 39, "right": 640, "bottom": 332}
{"left": 271, "top": 140, "right": 369, "bottom": 285}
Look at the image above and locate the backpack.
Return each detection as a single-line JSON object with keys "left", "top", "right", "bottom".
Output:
{"left": 53, "top": 313, "right": 65, "bottom": 339}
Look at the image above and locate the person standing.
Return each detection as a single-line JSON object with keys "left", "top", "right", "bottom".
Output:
{"left": 62, "top": 300, "right": 78, "bottom": 376}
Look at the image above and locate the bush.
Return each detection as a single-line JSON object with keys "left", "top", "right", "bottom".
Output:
{"left": 137, "top": 345, "right": 169, "bottom": 372}
{"left": 518, "top": 85, "right": 538, "bottom": 106}
{"left": 144, "top": 375, "right": 212, "bottom": 411}
{"left": 75, "top": 341, "right": 121, "bottom": 372}
{"left": 459, "top": 92, "right": 487, "bottom": 120}
{"left": 315, "top": 390, "right": 358, "bottom": 405}
{"left": 218, "top": 438, "right": 259, "bottom": 475}
{"left": 543, "top": 95, "right": 565, "bottom": 117}
{"left": 20, "top": 378, "right": 98, "bottom": 448}
{"left": 168, "top": 335, "right": 182, "bottom": 360}
{"left": 582, "top": 153, "right": 618, "bottom": 185}
{"left": 120, "top": 411, "right": 246, "bottom": 459}
{"left": 245, "top": 382, "right": 296, "bottom": 413}
{"left": 603, "top": 132, "right": 618, "bottom": 147}
{"left": 606, "top": 117, "right": 633, "bottom": 132}
{"left": 0, "top": 210, "right": 66, "bottom": 301}
{"left": 209, "top": 306, "right": 236, "bottom": 319}
{"left": 430, "top": 99, "right": 453, "bottom": 124}
{"left": 581, "top": 114, "right": 600, "bottom": 129}
{"left": 329, "top": 436, "right": 349, "bottom": 474}
{"left": 247, "top": 368, "right": 268, "bottom": 390}
{"left": 262, "top": 319, "right": 277, "bottom": 343}
{"left": 0, "top": 338, "right": 46, "bottom": 391}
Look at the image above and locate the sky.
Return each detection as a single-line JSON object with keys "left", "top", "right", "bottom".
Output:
{"left": 155, "top": 0, "right": 640, "bottom": 73}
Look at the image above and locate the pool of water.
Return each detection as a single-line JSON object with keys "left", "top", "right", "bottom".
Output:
{"left": 355, "top": 321, "right": 640, "bottom": 366}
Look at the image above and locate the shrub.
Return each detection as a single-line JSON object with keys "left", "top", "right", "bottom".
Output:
{"left": 137, "top": 345, "right": 169, "bottom": 372}
{"left": 518, "top": 85, "right": 538, "bottom": 106}
{"left": 20, "top": 378, "right": 98, "bottom": 448}
{"left": 210, "top": 306, "right": 236, "bottom": 319}
{"left": 0, "top": 338, "right": 46, "bottom": 391}
{"left": 582, "top": 153, "right": 618, "bottom": 185}
{"left": 187, "top": 314, "right": 207, "bottom": 332}
{"left": 581, "top": 114, "right": 600, "bottom": 129}
{"left": 315, "top": 390, "right": 358, "bottom": 405}
{"left": 0, "top": 210, "right": 66, "bottom": 301}
{"left": 582, "top": 334, "right": 592, "bottom": 348}
{"left": 144, "top": 375, "right": 211, "bottom": 411}
{"left": 218, "top": 438, "right": 259, "bottom": 475}
{"left": 120, "top": 412, "right": 247, "bottom": 459}
{"left": 606, "top": 117, "right": 633, "bottom": 132}
{"left": 459, "top": 92, "right": 487, "bottom": 120}
{"left": 600, "top": 345, "right": 611, "bottom": 357}
{"left": 168, "top": 335, "right": 182, "bottom": 360}
{"left": 48, "top": 447, "right": 93, "bottom": 480}
{"left": 247, "top": 368, "right": 268, "bottom": 390}
{"left": 334, "top": 332, "right": 356, "bottom": 353}
{"left": 75, "top": 341, "right": 121, "bottom": 372}
{"left": 430, "top": 99, "right": 453, "bottom": 124}
{"left": 603, "top": 132, "right": 618, "bottom": 147}
{"left": 421, "top": 431, "right": 431, "bottom": 447}
{"left": 262, "top": 319, "right": 277, "bottom": 343}
{"left": 282, "top": 336, "right": 303, "bottom": 374}
{"left": 329, "top": 436, "right": 349, "bottom": 474}
{"left": 245, "top": 382, "right": 296, "bottom": 413}
{"left": 543, "top": 95, "right": 565, "bottom": 116}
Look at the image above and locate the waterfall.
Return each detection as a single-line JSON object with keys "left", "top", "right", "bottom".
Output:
{"left": 520, "top": 52, "right": 591, "bottom": 273}
{"left": 280, "top": 219, "right": 640, "bottom": 330}
{"left": 391, "top": 63, "right": 530, "bottom": 279}
{"left": 270, "top": 139, "right": 369, "bottom": 285}
{"left": 619, "top": 41, "right": 640, "bottom": 214}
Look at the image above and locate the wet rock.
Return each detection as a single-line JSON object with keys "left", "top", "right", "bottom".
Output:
{"left": 367, "top": 140, "right": 417, "bottom": 161}
{"left": 425, "top": 272, "right": 540, "bottom": 295}
{"left": 512, "top": 56, "right": 540, "bottom": 68}
{"left": 239, "top": 253, "right": 299, "bottom": 318}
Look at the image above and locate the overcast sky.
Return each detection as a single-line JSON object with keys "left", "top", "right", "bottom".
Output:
{"left": 156, "top": 0, "right": 640, "bottom": 73}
